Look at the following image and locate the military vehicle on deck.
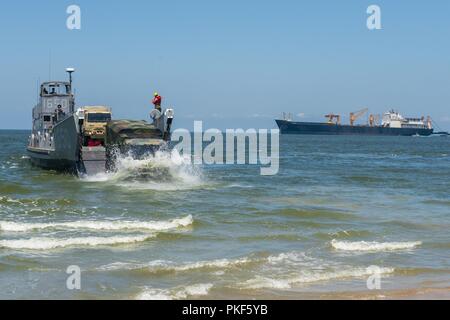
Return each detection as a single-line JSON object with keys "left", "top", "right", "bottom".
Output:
{"left": 80, "top": 106, "right": 112, "bottom": 145}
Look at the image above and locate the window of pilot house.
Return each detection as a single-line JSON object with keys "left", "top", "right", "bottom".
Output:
{"left": 42, "top": 83, "right": 69, "bottom": 96}
{"left": 44, "top": 116, "right": 52, "bottom": 122}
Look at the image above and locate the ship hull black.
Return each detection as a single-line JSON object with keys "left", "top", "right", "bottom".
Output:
{"left": 276, "top": 120, "right": 434, "bottom": 136}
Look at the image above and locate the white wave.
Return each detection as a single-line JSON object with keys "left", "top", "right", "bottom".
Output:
{"left": 0, "top": 215, "right": 193, "bottom": 232}
{"left": 98, "top": 256, "right": 252, "bottom": 272}
{"left": 0, "top": 235, "right": 154, "bottom": 250}
{"left": 226, "top": 183, "right": 254, "bottom": 189}
{"left": 99, "top": 252, "right": 321, "bottom": 274}
{"left": 81, "top": 173, "right": 110, "bottom": 182}
{"left": 137, "top": 283, "right": 213, "bottom": 300}
{"left": 244, "top": 277, "right": 292, "bottom": 290}
{"left": 267, "top": 251, "right": 315, "bottom": 265}
{"left": 136, "top": 288, "right": 173, "bottom": 300}
{"left": 331, "top": 240, "right": 422, "bottom": 252}
{"left": 243, "top": 267, "right": 395, "bottom": 290}
{"left": 83, "top": 150, "right": 204, "bottom": 191}
{"left": 174, "top": 257, "right": 252, "bottom": 272}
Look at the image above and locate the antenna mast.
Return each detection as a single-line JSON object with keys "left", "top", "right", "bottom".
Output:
{"left": 66, "top": 68, "right": 75, "bottom": 113}
{"left": 48, "top": 50, "right": 52, "bottom": 81}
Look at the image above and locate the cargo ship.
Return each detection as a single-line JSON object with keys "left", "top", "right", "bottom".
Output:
{"left": 276, "top": 108, "right": 434, "bottom": 136}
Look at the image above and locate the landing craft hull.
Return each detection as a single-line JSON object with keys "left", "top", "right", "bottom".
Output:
{"left": 27, "top": 115, "right": 81, "bottom": 173}
{"left": 27, "top": 148, "right": 78, "bottom": 173}
{"left": 28, "top": 109, "right": 173, "bottom": 176}
{"left": 276, "top": 120, "right": 434, "bottom": 136}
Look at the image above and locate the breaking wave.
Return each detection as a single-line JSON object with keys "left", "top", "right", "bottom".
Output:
{"left": 242, "top": 267, "right": 395, "bottom": 290}
{"left": 137, "top": 283, "right": 213, "bottom": 300}
{"left": 98, "top": 256, "right": 253, "bottom": 273}
{"left": 0, "top": 235, "right": 154, "bottom": 250}
{"left": 266, "top": 251, "right": 318, "bottom": 266}
{"left": 331, "top": 240, "right": 422, "bottom": 252}
{"left": 0, "top": 215, "right": 193, "bottom": 233}
{"left": 83, "top": 150, "right": 204, "bottom": 191}
{"left": 98, "top": 252, "right": 318, "bottom": 274}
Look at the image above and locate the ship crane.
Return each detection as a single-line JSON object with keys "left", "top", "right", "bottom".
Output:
{"left": 350, "top": 108, "right": 369, "bottom": 126}
{"left": 369, "top": 114, "right": 381, "bottom": 127}
{"left": 325, "top": 114, "right": 341, "bottom": 125}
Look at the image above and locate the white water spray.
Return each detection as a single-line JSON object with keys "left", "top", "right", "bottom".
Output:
{"left": 83, "top": 150, "right": 204, "bottom": 190}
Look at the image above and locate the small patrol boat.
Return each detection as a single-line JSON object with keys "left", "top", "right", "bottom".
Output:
{"left": 27, "top": 68, "right": 174, "bottom": 176}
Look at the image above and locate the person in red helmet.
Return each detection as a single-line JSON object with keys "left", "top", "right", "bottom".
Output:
{"left": 152, "top": 92, "right": 162, "bottom": 111}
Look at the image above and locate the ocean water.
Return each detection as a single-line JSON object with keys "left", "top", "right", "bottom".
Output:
{"left": 0, "top": 130, "right": 449, "bottom": 299}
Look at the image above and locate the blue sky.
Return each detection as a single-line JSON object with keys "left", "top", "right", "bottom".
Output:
{"left": 0, "top": 0, "right": 449, "bottom": 130}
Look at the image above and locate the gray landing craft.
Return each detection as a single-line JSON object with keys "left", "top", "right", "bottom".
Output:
{"left": 27, "top": 68, "right": 174, "bottom": 175}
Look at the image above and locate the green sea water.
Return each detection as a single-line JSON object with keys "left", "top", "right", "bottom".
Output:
{"left": 0, "top": 130, "right": 449, "bottom": 299}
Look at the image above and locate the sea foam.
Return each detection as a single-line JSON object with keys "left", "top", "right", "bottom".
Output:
{"left": 98, "top": 256, "right": 252, "bottom": 273}
{"left": 0, "top": 235, "right": 154, "bottom": 250}
{"left": 83, "top": 150, "right": 204, "bottom": 191}
{"left": 243, "top": 267, "right": 395, "bottom": 290}
{"left": 0, "top": 215, "right": 193, "bottom": 232}
{"left": 136, "top": 283, "right": 213, "bottom": 300}
{"left": 331, "top": 240, "right": 422, "bottom": 252}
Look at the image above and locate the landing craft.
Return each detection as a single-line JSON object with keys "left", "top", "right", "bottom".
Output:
{"left": 27, "top": 68, "right": 174, "bottom": 176}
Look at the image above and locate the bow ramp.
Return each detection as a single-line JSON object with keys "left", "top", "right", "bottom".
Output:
{"left": 80, "top": 146, "right": 107, "bottom": 176}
